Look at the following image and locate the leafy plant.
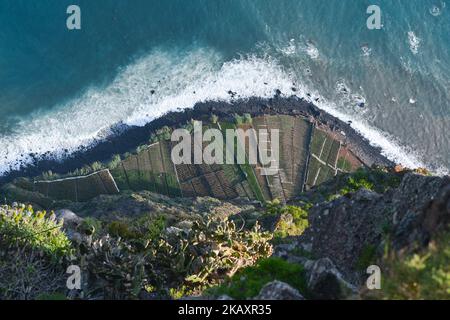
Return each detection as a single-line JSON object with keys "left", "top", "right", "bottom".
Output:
{"left": 152, "top": 218, "right": 273, "bottom": 290}
{"left": 324, "top": 168, "right": 402, "bottom": 201}
{"left": 210, "top": 114, "right": 219, "bottom": 124}
{"left": 107, "top": 220, "right": 139, "bottom": 240}
{"left": 0, "top": 204, "right": 71, "bottom": 257}
{"left": 81, "top": 217, "right": 103, "bottom": 236}
{"left": 265, "top": 200, "right": 309, "bottom": 238}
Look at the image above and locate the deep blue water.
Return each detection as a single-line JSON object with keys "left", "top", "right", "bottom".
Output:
{"left": 0, "top": 0, "right": 449, "bottom": 174}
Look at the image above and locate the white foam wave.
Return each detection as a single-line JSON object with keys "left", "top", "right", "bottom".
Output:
{"left": 361, "top": 45, "right": 372, "bottom": 57}
{"left": 0, "top": 48, "right": 294, "bottom": 175}
{"left": 304, "top": 96, "right": 428, "bottom": 171}
{"left": 0, "top": 46, "right": 438, "bottom": 176}
{"left": 408, "top": 31, "right": 421, "bottom": 55}
{"left": 305, "top": 42, "right": 320, "bottom": 60}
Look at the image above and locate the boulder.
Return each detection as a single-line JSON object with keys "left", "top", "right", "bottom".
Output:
{"left": 255, "top": 281, "right": 304, "bottom": 300}
{"left": 305, "top": 258, "right": 356, "bottom": 300}
{"left": 55, "top": 209, "right": 83, "bottom": 229}
{"left": 175, "top": 220, "right": 193, "bottom": 231}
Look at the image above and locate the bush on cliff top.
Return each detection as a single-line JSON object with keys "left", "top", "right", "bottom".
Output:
{"left": 0, "top": 204, "right": 71, "bottom": 258}
{"left": 265, "top": 200, "right": 309, "bottom": 238}
{"left": 322, "top": 167, "right": 402, "bottom": 202}
{"left": 379, "top": 231, "right": 450, "bottom": 300}
{"left": 0, "top": 204, "right": 70, "bottom": 299}
{"left": 77, "top": 214, "right": 273, "bottom": 299}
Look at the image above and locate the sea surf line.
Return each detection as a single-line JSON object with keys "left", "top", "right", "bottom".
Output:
{"left": 0, "top": 47, "right": 431, "bottom": 176}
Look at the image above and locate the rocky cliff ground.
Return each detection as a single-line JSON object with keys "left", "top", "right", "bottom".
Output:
{"left": 0, "top": 99, "right": 447, "bottom": 300}
{"left": 1, "top": 166, "right": 448, "bottom": 300}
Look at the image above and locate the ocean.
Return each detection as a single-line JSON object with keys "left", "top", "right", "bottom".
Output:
{"left": 0, "top": 0, "right": 449, "bottom": 175}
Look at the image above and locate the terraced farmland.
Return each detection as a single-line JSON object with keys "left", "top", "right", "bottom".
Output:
{"left": 305, "top": 127, "right": 342, "bottom": 189}
{"left": 19, "top": 113, "right": 368, "bottom": 203}
{"left": 34, "top": 169, "right": 119, "bottom": 202}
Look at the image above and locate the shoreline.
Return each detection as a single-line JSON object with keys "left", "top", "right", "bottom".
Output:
{"left": 0, "top": 95, "right": 393, "bottom": 185}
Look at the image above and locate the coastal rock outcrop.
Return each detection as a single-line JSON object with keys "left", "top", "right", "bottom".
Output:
{"left": 255, "top": 281, "right": 305, "bottom": 300}
{"left": 304, "top": 258, "right": 356, "bottom": 300}
{"left": 291, "top": 171, "right": 449, "bottom": 286}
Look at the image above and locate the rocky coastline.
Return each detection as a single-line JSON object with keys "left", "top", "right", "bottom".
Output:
{"left": 0, "top": 95, "right": 393, "bottom": 185}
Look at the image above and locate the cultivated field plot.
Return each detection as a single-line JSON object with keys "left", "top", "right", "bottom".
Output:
{"left": 109, "top": 164, "right": 129, "bottom": 191}
{"left": 237, "top": 120, "right": 272, "bottom": 201}
{"left": 112, "top": 141, "right": 182, "bottom": 197}
{"left": 29, "top": 115, "right": 362, "bottom": 202}
{"left": 252, "top": 115, "right": 312, "bottom": 201}
{"left": 252, "top": 116, "right": 284, "bottom": 202}
{"left": 221, "top": 120, "right": 265, "bottom": 202}
{"left": 306, "top": 127, "right": 341, "bottom": 189}
{"left": 279, "top": 115, "right": 311, "bottom": 198}
{"left": 172, "top": 132, "right": 242, "bottom": 199}
{"left": 121, "top": 154, "right": 142, "bottom": 190}
{"left": 34, "top": 169, "right": 119, "bottom": 202}
{"left": 137, "top": 146, "right": 156, "bottom": 192}
{"left": 337, "top": 148, "right": 364, "bottom": 172}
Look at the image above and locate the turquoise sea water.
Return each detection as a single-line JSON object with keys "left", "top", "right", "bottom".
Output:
{"left": 0, "top": 0, "right": 449, "bottom": 174}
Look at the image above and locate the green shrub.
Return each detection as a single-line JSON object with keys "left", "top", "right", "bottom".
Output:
{"left": 146, "top": 216, "right": 166, "bottom": 240}
{"left": 136, "top": 144, "right": 149, "bottom": 154}
{"left": 265, "top": 200, "right": 309, "bottom": 238}
{"left": 243, "top": 113, "right": 253, "bottom": 124}
{"left": 210, "top": 114, "right": 219, "bottom": 124}
{"left": 107, "top": 215, "right": 166, "bottom": 242}
{"left": 169, "top": 286, "right": 195, "bottom": 300}
{"left": 156, "top": 126, "right": 172, "bottom": 141}
{"left": 153, "top": 219, "right": 273, "bottom": 290}
{"left": 107, "top": 221, "right": 138, "bottom": 240}
{"left": 0, "top": 204, "right": 71, "bottom": 257}
{"left": 41, "top": 170, "right": 58, "bottom": 180}
{"left": 182, "top": 120, "right": 194, "bottom": 133}
{"left": 107, "top": 154, "right": 122, "bottom": 170}
{"left": 233, "top": 114, "right": 244, "bottom": 125}
{"left": 324, "top": 168, "right": 402, "bottom": 200}
{"left": 210, "top": 257, "right": 307, "bottom": 299}
{"left": 379, "top": 232, "right": 450, "bottom": 300}
{"left": 36, "top": 292, "right": 67, "bottom": 300}
{"left": 81, "top": 217, "right": 103, "bottom": 236}
{"left": 90, "top": 161, "right": 104, "bottom": 172}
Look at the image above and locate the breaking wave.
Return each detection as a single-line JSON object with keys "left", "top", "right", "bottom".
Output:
{"left": 0, "top": 46, "right": 435, "bottom": 176}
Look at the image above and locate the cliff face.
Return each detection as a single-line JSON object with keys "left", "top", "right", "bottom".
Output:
{"left": 0, "top": 101, "right": 447, "bottom": 300}
{"left": 0, "top": 167, "right": 448, "bottom": 300}
{"left": 277, "top": 171, "right": 450, "bottom": 290}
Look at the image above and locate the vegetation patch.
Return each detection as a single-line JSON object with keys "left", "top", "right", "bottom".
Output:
{"left": 376, "top": 231, "right": 450, "bottom": 300}
{"left": 0, "top": 204, "right": 70, "bottom": 299}
{"left": 0, "top": 204, "right": 71, "bottom": 257}
{"left": 209, "top": 257, "right": 308, "bottom": 299}
{"left": 323, "top": 168, "right": 403, "bottom": 202}
{"left": 356, "top": 244, "right": 377, "bottom": 271}
{"left": 265, "top": 199, "right": 309, "bottom": 239}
